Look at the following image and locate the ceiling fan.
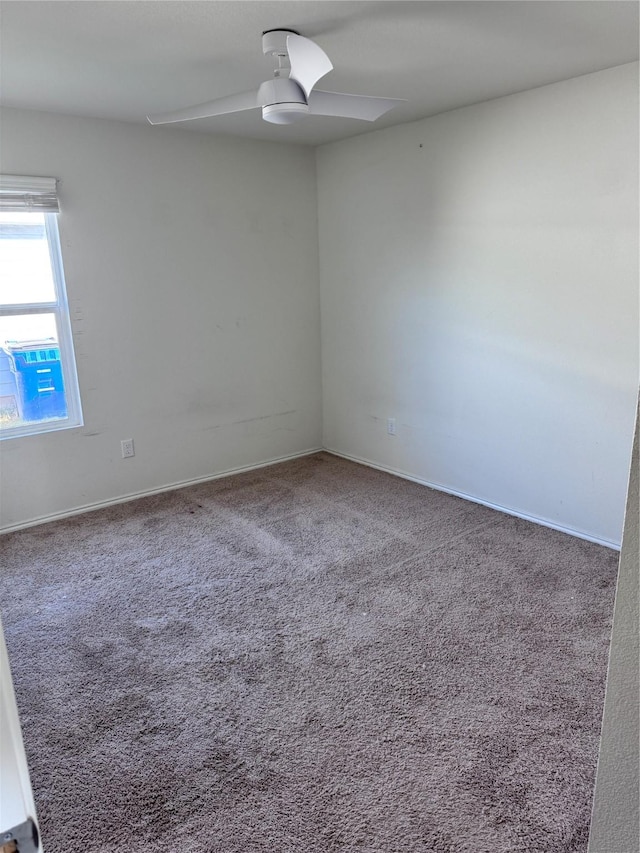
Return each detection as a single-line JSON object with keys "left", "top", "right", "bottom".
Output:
{"left": 147, "top": 29, "right": 405, "bottom": 126}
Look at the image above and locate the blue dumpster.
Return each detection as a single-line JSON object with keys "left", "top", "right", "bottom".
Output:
{"left": 5, "top": 340, "right": 68, "bottom": 422}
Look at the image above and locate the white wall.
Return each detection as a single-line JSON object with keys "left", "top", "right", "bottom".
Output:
{"left": 2, "top": 64, "right": 637, "bottom": 541}
{"left": 0, "top": 109, "right": 322, "bottom": 529}
{"left": 589, "top": 393, "right": 640, "bottom": 852}
{"left": 317, "top": 63, "right": 639, "bottom": 547}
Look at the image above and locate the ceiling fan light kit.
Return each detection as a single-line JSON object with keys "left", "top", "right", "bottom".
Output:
{"left": 262, "top": 102, "right": 309, "bottom": 125}
{"left": 146, "top": 29, "right": 404, "bottom": 128}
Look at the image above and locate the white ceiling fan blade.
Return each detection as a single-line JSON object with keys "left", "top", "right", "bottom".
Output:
{"left": 286, "top": 33, "right": 333, "bottom": 98}
{"left": 308, "top": 90, "right": 406, "bottom": 122}
{"left": 147, "top": 90, "right": 259, "bottom": 125}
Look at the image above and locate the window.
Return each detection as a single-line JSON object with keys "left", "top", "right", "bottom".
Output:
{"left": 0, "top": 176, "right": 83, "bottom": 439}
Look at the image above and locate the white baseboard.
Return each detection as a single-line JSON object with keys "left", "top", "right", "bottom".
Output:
{"left": 0, "top": 447, "right": 322, "bottom": 535}
{"left": 323, "top": 447, "right": 622, "bottom": 551}
{"left": 2, "top": 444, "right": 622, "bottom": 551}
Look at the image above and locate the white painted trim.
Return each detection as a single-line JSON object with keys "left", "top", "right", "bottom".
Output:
{"left": 0, "top": 615, "right": 41, "bottom": 849}
{"left": 2, "top": 443, "right": 622, "bottom": 550}
{"left": 323, "top": 447, "right": 622, "bottom": 551}
{"left": 0, "top": 447, "right": 322, "bottom": 535}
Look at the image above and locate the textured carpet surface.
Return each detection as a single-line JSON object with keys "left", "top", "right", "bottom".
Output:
{"left": 0, "top": 452, "right": 618, "bottom": 852}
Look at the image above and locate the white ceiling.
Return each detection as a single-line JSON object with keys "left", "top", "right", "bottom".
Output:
{"left": 1, "top": 1, "right": 638, "bottom": 146}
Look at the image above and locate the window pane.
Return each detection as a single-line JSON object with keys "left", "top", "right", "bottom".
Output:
{"left": 0, "top": 314, "right": 68, "bottom": 428}
{"left": 0, "top": 313, "right": 57, "bottom": 347}
{"left": 0, "top": 212, "right": 56, "bottom": 305}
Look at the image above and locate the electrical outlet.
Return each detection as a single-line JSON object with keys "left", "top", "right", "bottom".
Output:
{"left": 121, "top": 438, "right": 135, "bottom": 458}
{"left": 387, "top": 418, "right": 396, "bottom": 436}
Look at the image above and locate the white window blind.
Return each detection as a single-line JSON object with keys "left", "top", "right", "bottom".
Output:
{"left": 0, "top": 175, "right": 60, "bottom": 213}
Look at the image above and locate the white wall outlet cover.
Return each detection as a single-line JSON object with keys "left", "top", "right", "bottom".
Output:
{"left": 121, "top": 439, "right": 135, "bottom": 458}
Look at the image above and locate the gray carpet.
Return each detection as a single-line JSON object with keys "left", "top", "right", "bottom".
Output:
{"left": 0, "top": 452, "right": 618, "bottom": 852}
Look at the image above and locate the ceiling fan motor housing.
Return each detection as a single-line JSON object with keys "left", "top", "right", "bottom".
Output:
{"left": 258, "top": 77, "right": 309, "bottom": 124}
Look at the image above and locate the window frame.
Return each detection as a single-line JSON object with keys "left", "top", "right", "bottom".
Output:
{"left": 0, "top": 211, "right": 83, "bottom": 440}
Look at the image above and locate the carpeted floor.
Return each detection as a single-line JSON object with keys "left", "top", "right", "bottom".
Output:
{"left": 0, "top": 452, "right": 618, "bottom": 853}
